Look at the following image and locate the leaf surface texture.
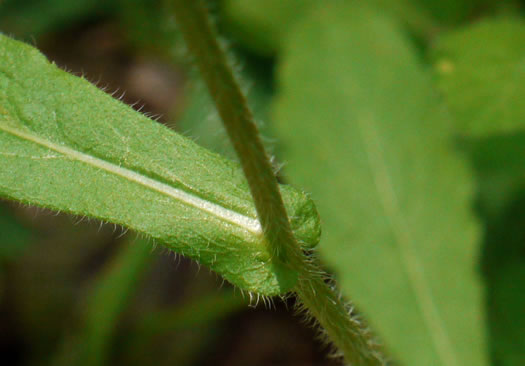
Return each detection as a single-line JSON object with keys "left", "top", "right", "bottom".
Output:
{"left": 0, "top": 34, "right": 321, "bottom": 295}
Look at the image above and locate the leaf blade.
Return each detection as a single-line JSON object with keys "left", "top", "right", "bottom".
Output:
{"left": 272, "top": 4, "right": 487, "bottom": 365}
{"left": 0, "top": 33, "right": 320, "bottom": 295}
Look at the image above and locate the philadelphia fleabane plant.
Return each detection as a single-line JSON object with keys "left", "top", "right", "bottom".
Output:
{"left": 0, "top": 1, "right": 383, "bottom": 365}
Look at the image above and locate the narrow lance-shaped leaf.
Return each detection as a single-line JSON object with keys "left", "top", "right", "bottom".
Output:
{"left": 273, "top": 3, "right": 486, "bottom": 365}
{"left": 0, "top": 33, "right": 321, "bottom": 296}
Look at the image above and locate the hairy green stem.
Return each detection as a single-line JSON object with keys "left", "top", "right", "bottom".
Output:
{"left": 295, "top": 263, "right": 384, "bottom": 364}
{"left": 170, "top": 1, "right": 384, "bottom": 364}
{"left": 170, "top": 0, "right": 297, "bottom": 266}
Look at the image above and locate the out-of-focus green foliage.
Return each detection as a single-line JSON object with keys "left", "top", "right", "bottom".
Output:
{"left": 123, "top": 289, "right": 246, "bottom": 366}
{"left": 221, "top": 0, "right": 517, "bottom": 55}
{"left": 222, "top": 0, "right": 317, "bottom": 55}
{"left": 272, "top": 3, "right": 486, "bottom": 365}
{"left": 116, "top": 0, "right": 184, "bottom": 59}
{"left": 432, "top": 18, "right": 525, "bottom": 137}
{"left": 134, "top": 289, "right": 245, "bottom": 334}
{"left": 430, "top": 17, "right": 525, "bottom": 366}
{"left": 222, "top": 0, "right": 435, "bottom": 55}
{"left": 0, "top": 0, "right": 113, "bottom": 38}
{"left": 460, "top": 133, "right": 525, "bottom": 365}
{"left": 0, "top": 206, "right": 32, "bottom": 260}
{"left": 53, "top": 239, "right": 152, "bottom": 366}
{"left": 177, "top": 59, "right": 273, "bottom": 160}
{"left": 462, "top": 134, "right": 525, "bottom": 216}
{"left": 480, "top": 193, "right": 525, "bottom": 365}
{"left": 415, "top": 0, "right": 493, "bottom": 23}
{"left": 0, "top": 205, "right": 32, "bottom": 301}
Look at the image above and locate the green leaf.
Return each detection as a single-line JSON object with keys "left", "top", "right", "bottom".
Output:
{"left": 0, "top": 33, "right": 321, "bottom": 296}
{"left": 272, "top": 4, "right": 486, "bottom": 365}
{"left": 432, "top": 18, "right": 525, "bottom": 137}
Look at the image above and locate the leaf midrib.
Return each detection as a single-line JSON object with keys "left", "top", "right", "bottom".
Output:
{"left": 0, "top": 120, "right": 263, "bottom": 235}
{"left": 356, "top": 114, "right": 459, "bottom": 366}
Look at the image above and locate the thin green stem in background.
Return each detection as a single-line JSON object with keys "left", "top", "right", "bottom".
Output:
{"left": 170, "top": 1, "right": 385, "bottom": 364}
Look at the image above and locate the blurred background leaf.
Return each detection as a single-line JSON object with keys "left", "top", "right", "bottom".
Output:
{"left": 431, "top": 18, "right": 525, "bottom": 137}
{"left": 272, "top": 3, "right": 486, "bottom": 365}
{"left": 430, "top": 16, "right": 525, "bottom": 366}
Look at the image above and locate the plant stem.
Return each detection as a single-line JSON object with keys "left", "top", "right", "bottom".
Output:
{"left": 294, "top": 260, "right": 384, "bottom": 364}
{"left": 169, "top": 0, "right": 297, "bottom": 267}
{"left": 170, "top": 1, "right": 385, "bottom": 364}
